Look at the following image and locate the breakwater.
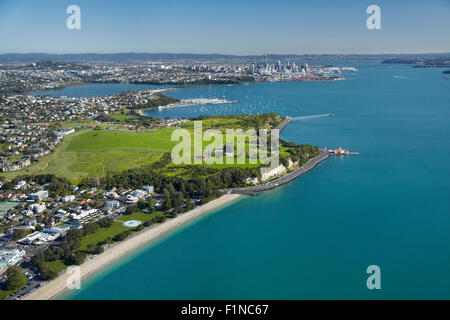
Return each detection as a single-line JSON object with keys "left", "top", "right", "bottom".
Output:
{"left": 221, "top": 148, "right": 329, "bottom": 194}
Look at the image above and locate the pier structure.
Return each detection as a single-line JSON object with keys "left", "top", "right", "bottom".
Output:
{"left": 327, "top": 147, "right": 360, "bottom": 155}
{"left": 220, "top": 148, "right": 329, "bottom": 194}
{"left": 219, "top": 116, "right": 358, "bottom": 194}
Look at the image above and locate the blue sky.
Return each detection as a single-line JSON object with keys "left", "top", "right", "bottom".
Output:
{"left": 0, "top": 0, "right": 449, "bottom": 54}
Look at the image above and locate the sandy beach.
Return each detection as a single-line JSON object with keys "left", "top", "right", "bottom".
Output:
{"left": 23, "top": 193, "right": 241, "bottom": 300}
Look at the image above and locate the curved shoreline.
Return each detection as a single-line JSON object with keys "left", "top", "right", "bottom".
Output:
{"left": 23, "top": 193, "right": 241, "bottom": 300}
{"left": 21, "top": 108, "right": 327, "bottom": 300}
{"left": 223, "top": 148, "right": 329, "bottom": 194}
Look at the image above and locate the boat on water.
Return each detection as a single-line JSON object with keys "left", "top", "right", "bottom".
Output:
{"left": 290, "top": 76, "right": 345, "bottom": 82}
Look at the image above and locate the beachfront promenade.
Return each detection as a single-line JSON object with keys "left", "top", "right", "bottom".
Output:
{"left": 221, "top": 148, "right": 329, "bottom": 194}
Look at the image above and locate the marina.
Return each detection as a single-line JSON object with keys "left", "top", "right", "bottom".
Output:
{"left": 157, "top": 98, "right": 239, "bottom": 110}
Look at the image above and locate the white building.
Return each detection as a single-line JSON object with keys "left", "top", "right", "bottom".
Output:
{"left": 125, "top": 195, "right": 139, "bottom": 204}
{"left": 105, "top": 191, "right": 119, "bottom": 200}
{"left": 18, "top": 231, "right": 59, "bottom": 245}
{"left": 42, "top": 225, "right": 70, "bottom": 235}
{"left": 130, "top": 189, "right": 147, "bottom": 199}
{"left": 53, "top": 128, "right": 75, "bottom": 138}
{"left": 106, "top": 200, "right": 120, "bottom": 209}
{"left": 142, "top": 185, "right": 154, "bottom": 194}
{"left": 28, "top": 190, "right": 49, "bottom": 201}
{"left": 56, "top": 208, "right": 68, "bottom": 215}
{"left": 71, "top": 209, "right": 101, "bottom": 224}
{"left": 0, "top": 249, "right": 26, "bottom": 273}
{"left": 29, "top": 203, "right": 46, "bottom": 213}
{"left": 55, "top": 209, "right": 70, "bottom": 221}
{"left": 61, "top": 195, "right": 75, "bottom": 203}
{"left": 13, "top": 180, "right": 26, "bottom": 190}
{"left": 23, "top": 210, "right": 34, "bottom": 217}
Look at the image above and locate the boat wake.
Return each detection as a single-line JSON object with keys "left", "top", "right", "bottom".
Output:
{"left": 393, "top": 75, "right": 414, "bottom": 79}
{"left": 291, "top": 113, "right": 334, "bottom": 121}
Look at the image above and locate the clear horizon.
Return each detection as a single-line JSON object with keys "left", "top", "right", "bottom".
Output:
{"left": 1, "top": 0, "right": 449, "bottom": 54}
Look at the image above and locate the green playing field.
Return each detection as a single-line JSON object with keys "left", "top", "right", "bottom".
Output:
{"left": 0, "top": 201, "right": 21, "bottom": 215}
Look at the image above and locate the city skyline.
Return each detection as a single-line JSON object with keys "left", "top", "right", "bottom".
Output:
{"left": 1, "top": 0, "right": 450, "bottom": 55}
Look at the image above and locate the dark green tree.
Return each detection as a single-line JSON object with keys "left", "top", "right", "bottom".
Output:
{"left": 5, "top": 266, "right": 26, "bottom": 291}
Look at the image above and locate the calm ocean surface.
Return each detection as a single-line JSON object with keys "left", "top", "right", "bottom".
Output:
{"left": 41, "top": 60, "right": 450, "bottom": 299}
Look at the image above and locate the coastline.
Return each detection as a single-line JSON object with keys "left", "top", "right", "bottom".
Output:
{"left": 23, "top": 193, "right": 242, "bottom": 300}
{"left": 19, "top": 89, "right": 326, "bottom": 300}
{"left": 137, "top": 98, "right": 238, "bottom": 115}
{"left": 223, "top": 148, "right": 329, "bottom": 194}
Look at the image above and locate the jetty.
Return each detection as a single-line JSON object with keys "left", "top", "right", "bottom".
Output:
{"left": 219, "top": 115, "right": 359, "bottom": 194}
{"left": 158, "top": 98, "right": 238, "bottom": 110}
{"left": 326, "top": 147, "right": 360, "bottom": 155}
{"left": 277, "top": 116, "right": 292, "bottom": 131}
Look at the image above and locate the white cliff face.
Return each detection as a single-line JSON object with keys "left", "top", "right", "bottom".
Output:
{"left": 288, "top": 159, "right": 294, "bottom": 168}
{"left": 288, "top": 159, "right": 297, "bottom": 169}
{"left": 261, "top": 165, "right": 287, "bottom": 181}
{"left": 288, "top": 160, "right": 299, "bottom": 170}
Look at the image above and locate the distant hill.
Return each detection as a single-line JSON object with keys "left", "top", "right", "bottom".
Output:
{"left": 0, "top": 52, "right": 448, "bottom": 64}
{"left": 382, "top": 56, "right": 450, "bottom": 68}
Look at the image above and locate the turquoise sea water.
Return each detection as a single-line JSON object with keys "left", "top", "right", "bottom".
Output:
{"left": 53, "top": 60, "right": 449, "bottom": 299}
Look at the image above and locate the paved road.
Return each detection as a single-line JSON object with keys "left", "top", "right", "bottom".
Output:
{"left": 277, "top": 116, "right": 292, "bottom": 132}
{"left": 221, "top": 148, "right": 329, "bottom": 194}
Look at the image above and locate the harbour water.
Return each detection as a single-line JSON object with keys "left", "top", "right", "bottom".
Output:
{"left": 42, "top": 60, "right": 449, "bottom": 299}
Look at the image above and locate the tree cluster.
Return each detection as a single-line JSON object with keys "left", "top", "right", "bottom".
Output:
{"left": 4, "top": 266, "right": 27, "bottom": 291}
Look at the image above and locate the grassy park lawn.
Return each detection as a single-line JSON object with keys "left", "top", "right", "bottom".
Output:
{"left": 110, "top": 109, "right": 136, "bottom": 122}
{"left": 78, "top": 211, "right": 165, "bottom": 252}
{"left": 0, "top": 130, "right": 87, "bottom": 181}
{"left": 66, "top": 129, "right": 176, "bottom": 152}
{"left": 0, "top": 289, "right": 13, "bottom": 300}
{"left": 77, "top": 221, "right": 128, "bottom": 251}
{"left": 47, "top": 211, "right": 166, "bottom": 272}
{"left": 0, "top": 115, "right": 283, "bottom": 183}
{"left": 7, "top": 154, "right": 23, "bottom": 163}
{"left": 117, "top": 211, "right": 164, "bottom": 223}
{"left": 0, "top": 128, "right": 176, "bottom": 184}
{"left": 0, "top": 269, "right": 28, "bottom": 300}
{"left": 59, "top": 120, "right": 115, "bottom": 129}
{"left": 43, "top": 211, "right": 167, "bottom": 275}
{"left": 46, "top": 260, "right": 69, "bottom": 275}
